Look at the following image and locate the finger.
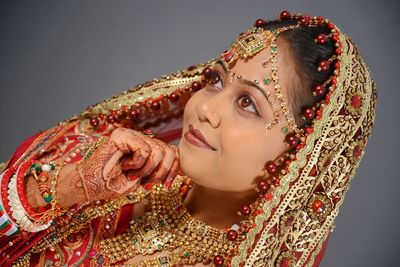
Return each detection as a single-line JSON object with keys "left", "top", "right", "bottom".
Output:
{"left": 147, "top": 141, "right": 176, "bottom": 182}
{"left": 105, "top": 171, "right": 139, "bottom": 195}
{"left": 128, "top": 138, "right": 164, "bottom": 178}
{"left": 109, "top": 127, "right": 133, "bottom": 153}
{"left": 120, "top": 136, "right": 152, "bottom": 170}
{"left": 171, "top": 145, "right": 179, "bottom": 157}
{"left": 164, "top": 156, "right": 180, "bottom": 182}
{"left": 119, "top": 129, "right": 158, "bottom": 171}
{"left": 125, "top": 169, "right": 141, "bottom": 182}
{"left": 164, "top": 146, "right": 180, "bottom": 181}
{"left": 103, "top": 149, "right": 125, "bottom": 179}
{"left": 111, "top": 128, "right": 151, "bottom": 161}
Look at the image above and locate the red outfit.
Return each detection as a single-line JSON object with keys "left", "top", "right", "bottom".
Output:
{"left": 0, "top": 121, "right": 329, "bottom": 266}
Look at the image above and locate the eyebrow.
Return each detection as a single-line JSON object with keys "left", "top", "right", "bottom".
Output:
{"left": 216, "top": 59, "right": 229, "bottom": 74}
{"left": 216, "top": 60, "right": 271, "bottom": 103}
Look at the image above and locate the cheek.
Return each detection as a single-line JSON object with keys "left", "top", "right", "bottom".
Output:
{"left": 223, "top": 124, "right": 285, "bottom": 162}
{"left": 218, "top": 127, "right": 287, "bottom": 189}
{"left": 222, "top": 130, "right": 267, "bottom": 171}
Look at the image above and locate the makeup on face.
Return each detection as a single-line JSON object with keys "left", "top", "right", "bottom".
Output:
{"left": 183, "top": 124, "right": 216, "bottom": 151}
{"left": 211, "top": 60, "right": 286, "bottom": 131}
{"left": 219, "top": 28, "right": 301, "bottom": 135}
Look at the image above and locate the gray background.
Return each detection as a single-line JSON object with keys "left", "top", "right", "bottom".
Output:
{"left": 0, "top": 1, "right": 398, "bottom": 266}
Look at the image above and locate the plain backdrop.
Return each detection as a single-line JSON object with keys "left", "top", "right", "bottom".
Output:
{"left": 0, "top": 1, "right": 398, "bottom": 266}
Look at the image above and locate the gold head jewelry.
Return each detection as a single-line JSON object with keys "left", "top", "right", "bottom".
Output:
{"left": 223, "top": 27, "right": 274, "bottom": 66}
{"left": 231, "top": 25, "right": 377, "bottom": 267}
{"left": 223, "top": 25, "right": 301, "bottom": 134}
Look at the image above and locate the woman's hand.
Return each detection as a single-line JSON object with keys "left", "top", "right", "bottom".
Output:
{"left": 74, "top": 127, "right": 180, "bottom": 202}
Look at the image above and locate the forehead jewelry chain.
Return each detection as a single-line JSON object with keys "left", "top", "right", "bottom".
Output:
{"left": 221, "top": 25, "right": 301, "bottom": 134}
{"left": 234, "top": 73, "right": 282, "bottom": 130}
{"left": 267, "top": 26, "right": 301, "bottom": 134}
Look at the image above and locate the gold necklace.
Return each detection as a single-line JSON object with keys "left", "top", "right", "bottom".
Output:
{"left": 99, "top": 176, "right": 240, "bottom": 266}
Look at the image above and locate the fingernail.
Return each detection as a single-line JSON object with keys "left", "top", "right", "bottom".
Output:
{"left": 144, "top": 182, "right": 155, "bottom": 190}
{"left": 128, "top": 174, "right": 139, "bottom": 181}
{"left": 122, "top": 163, "right": 131, "bottom": 170}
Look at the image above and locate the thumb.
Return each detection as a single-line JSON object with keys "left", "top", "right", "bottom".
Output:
{"left": 103, "top": 149, "right": 124, "bottom": 179}
{"left": 104, "top": 166, "right": 139, "bottom": 195}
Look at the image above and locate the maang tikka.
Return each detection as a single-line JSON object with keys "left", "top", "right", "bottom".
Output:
{"left": 221, "top": 25, "right": 301, "bottom": 135}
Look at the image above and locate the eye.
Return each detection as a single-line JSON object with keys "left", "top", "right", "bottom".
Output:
{"left": 207, "top": 70, "right": 224, "bottom": 90}
{"left": 237, "top": 94, "right": 260, "bottom": 116}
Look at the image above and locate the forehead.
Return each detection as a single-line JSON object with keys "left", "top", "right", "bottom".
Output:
{"left": 221, "top": 40, "right": 290, "bottom": 83}
{"left": 227, "top": 48, "right": 271, "bottom": 78}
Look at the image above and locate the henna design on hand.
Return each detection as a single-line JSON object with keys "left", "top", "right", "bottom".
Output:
{"left": 74, "top": 128, "right": 181, "bottom": 202}
{"left": 115, "top": 128, "right": 180, "bottom": 183}
{"left": 128, "top": 138, "right": 164, "bottom": 178}
{"left": 69, "top": 170, "right": 86, "bottom": 195}
{"left": 146, "top": 140, "right": 177, "bottom": 182}
{"left": 76, "top": 138, "right": 121, "bottom": 201}
{"left": 104, "top": 161, "right": 138, "bottom": 195}
{"left": 52, "top": 163, "right": 88, "bottom": 208}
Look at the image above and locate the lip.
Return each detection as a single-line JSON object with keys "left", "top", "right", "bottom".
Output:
{"left": 184, "top": 124, "right": 215, "bottom": 150}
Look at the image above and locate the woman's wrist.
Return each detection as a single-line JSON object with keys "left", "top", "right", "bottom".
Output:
{"left": 54, "top": 163, "right": 87, "bottom": 208}
{"left": 25, "top": 175, "right": 47, "bottom": 208}
{"left": 25, "top": 163, "right": 87, "bottom": 209}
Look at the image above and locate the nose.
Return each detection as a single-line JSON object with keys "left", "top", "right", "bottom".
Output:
{"left": 195, "top": 96, "right": 221, "bottom": 128}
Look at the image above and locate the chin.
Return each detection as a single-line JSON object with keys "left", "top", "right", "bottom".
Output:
{"left": 177, "top": 139, "right": 219, "bottom": 187}
{"left": 177, "top": 147, "right": 194, "bottom": 178}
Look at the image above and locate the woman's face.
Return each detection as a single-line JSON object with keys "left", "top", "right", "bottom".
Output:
{"left": 178, "top": 39, "right": 294, "bottom": 192}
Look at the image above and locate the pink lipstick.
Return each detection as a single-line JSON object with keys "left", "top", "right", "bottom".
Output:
{"left": 184, "top": 124, "right": 215, "bottom": 150}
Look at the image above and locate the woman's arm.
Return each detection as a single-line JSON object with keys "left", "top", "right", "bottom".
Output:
{"left": 25, "top": 162, "right": 86, "bottom": 209}
{"left": 1, "top": 124, "right": 179, "bottom": 244}
{"left": 24, "top": 126, "right": 180, "bottom": 210}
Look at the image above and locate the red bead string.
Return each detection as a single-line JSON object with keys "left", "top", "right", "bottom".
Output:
{"left": 89, "top": 70, "right": 206, "bottom": 132}
{"left": 234, "top": 11, "right": 343, "bottom": 252}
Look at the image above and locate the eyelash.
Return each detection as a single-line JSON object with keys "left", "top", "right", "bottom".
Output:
{"left": 206, "top": 70, "right": 261, "bottom": 117}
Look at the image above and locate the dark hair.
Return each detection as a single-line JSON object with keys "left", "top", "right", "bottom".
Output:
{"left": 263, "top": 18, "right": 336, "bottom": 128}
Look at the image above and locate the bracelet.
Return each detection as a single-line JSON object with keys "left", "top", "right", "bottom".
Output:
{"left": 15, "top": 160, "right": 40, "bottom": 219}
{"left": 0, "top": 205, "right": 19, "bottom": 236}
{"left": 30, "top": 161, "right": 56, "bottom": 204}
{"left": 82, "top": 136, "right": 108, "bottom": 160}
{"left": 29, "top": 161, "right": 65, "bottom": 225}
{"left": 8, "top": 170, "right": 51, "bottom": 232}
{"left": 0, "top": 168, "right": 20, "bottom": 236}
{"left": 50, "top": 162, "right": 64, "bottom": 207}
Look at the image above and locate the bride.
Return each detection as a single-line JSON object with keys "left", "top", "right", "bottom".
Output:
{"left": 0, "top": 11, "right": 376, "bottom": 266}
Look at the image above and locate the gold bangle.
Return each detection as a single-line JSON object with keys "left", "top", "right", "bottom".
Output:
{"left": 34, "top": 162, "right": 66, "bottom": 225}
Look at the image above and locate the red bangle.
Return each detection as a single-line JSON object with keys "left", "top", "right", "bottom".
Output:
{"left": 15, "top": 160, "right": 39, "bottom": 219}
{"left": 1, "top": 166, "right": 17, "bottom": 223}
